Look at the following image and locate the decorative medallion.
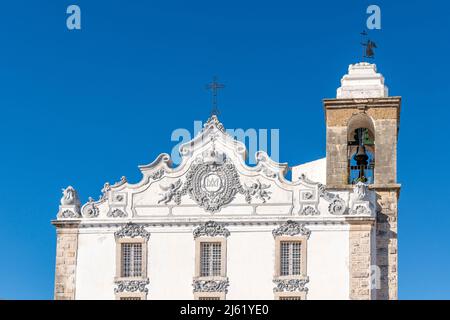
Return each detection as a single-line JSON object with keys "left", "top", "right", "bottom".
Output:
{"left": 82, "top": 197, "right": 99, "bottom": 218}
{"left": 114, "top": 222, "right": 150, "bottom": 240}
{"left": 300, "top": 206, "right": 319, "bottom": 216}
{"left": 273, "top": 277, "right": 309, "bottom": 293}
{"left": 193, "top": 279, "right": 229, "bottom": 293}
{"left": 272, "top": 220, "right": 311, "bottom": 239}
{"left": 114, "top": 279, "right": 149, "bottom": 294}
{"left": 193, "top": 221, "right": 230, "bottom": 239}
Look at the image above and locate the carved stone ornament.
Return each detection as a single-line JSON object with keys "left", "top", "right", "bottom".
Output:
{"left": 107, "top": 208, "right": 127, "bottom": 218}
{"left": 114, "top": 223, "right": 150, "bottom": 240}
{"left": 82, "top": 197, "right": 99, "bottom": 218}
{"left": 243, "top": 179, "right": 272, "bottom": 204}
{"left": 354, "top": 182, "right": 368, "bottom": 201}
{"left": 300, "top": 206, "right": 319, "bottom": 216}
{"left": 273, "top": 277, "right": 309, "bottom": 293}
{"left": 60, "top": 186, "right": 81, "bottom": 207}
{"left": 157, "top": 155, "right": 271, "bottom": 212}
{"left": 193, "top": 279, "right": 229, "bottom": 293}
{"left": 319, "top": 184, "right": 347, "bottom": 215}
{"left": 351, "top": 205, "right": 370, "bottom": 216}
{"left": 114, "top": 279, "right": 149, "bottom": 294}
{"left": 149, "top": 169, "right": 165, "bottom": 180}
{"left": 59, "top": 209, "right": 80, "bottom": 219}
{"left": 193, "top": 221, "right": 230, "bottom": 239}
{"left": 272, "top": 220, "right": 311, "bottom": 239}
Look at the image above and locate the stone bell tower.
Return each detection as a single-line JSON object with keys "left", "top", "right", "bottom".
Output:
{"left": 323, "top": 62, "right": 401, "bottom": 300}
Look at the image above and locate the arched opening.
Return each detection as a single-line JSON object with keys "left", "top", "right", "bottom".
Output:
{"left": 347, "top": 114, "right": 375, "bottom": 184}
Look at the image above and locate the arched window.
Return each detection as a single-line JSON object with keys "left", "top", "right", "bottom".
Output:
{"left": 347, "top": 114, "right": 375, "bottom": 184}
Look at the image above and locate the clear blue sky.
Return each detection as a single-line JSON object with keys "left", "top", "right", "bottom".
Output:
{"left": 0, "top": 0, "right": 448, "bottom": 300}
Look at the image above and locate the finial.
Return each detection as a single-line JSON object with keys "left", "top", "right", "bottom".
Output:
{"left": 206, "top": 76, "right": 225, "bottom": 117}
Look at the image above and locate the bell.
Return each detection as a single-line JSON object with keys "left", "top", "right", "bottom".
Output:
{"left": 354, "top": 145, "right": 369, "bottom": 166}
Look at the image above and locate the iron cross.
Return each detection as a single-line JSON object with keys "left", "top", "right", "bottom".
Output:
{"left": 206, "top": 76, "right": 225, "bottom": 116}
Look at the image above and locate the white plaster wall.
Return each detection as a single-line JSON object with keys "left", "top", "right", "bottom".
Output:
{"left": 292, "top": 158, "right": 326, "bottom": 184}
{"left": 75, "top": 224, "right": 350, "bottom": 300}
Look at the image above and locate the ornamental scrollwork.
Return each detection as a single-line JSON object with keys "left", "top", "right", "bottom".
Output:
{"left": 300, "top": 206, "right": 319, "bottom": 216}
{"left": 114, "top": 279, "right": 149, "bottom": 294}
{"left": 193, "top": 279, "right": 229, "bottom": 293}
{"left": 243, "top": 180, "right": 272, "bottom": 204}
{"left": 193, "top": 221, "right": 230, "bottom": 239}
{"left": 107, "top": 208, "right": 127, "bottom": 218}
{"left": 272, "top": 220, "right": 311, "bottom": 239}
{"left": 114, "top": 223, "right": 150, "bottom": 240}
{"left": 59, "top": 209, "right": 80, "bottom": 219}
{"left": 158, "top": 180, "right": 182, "bottom": 204}
{"left": 273, "top": 277, "right": 309, "bottom": 293}
{"left": 351, "top": 205, "right": 370, "bottom": 216}
{"left": 149, "top": 169, "right": 165, "bottom": 180}
{"left": 319, "top": 184, "right": 347, "bottom": 215}
{"left": 82, "top": 197, "right": 99, "bottom": 218}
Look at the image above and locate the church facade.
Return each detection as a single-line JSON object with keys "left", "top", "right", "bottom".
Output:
{"left": 52, "top": 62, "right": 400, "bottom": 300}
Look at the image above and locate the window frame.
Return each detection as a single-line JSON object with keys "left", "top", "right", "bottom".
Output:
{"left": 115, "top": 237, "right": 148, "bottom": 282}
{"left": 275, "top": 292, "right": 306, "bottom": 300}
{"left": 195, "top": 237, "right": 227, "bottom": 280}
{"left": 274, "top": 236, "right": 307, "bottom": 280}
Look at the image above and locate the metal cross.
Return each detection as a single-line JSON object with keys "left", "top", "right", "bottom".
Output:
{"left": 206, "top": 76, "right": 225, "bottom": 116}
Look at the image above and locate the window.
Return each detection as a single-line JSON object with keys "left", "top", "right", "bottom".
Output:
{"left": 195, "top": 238, "right": 227, "bottom": 279}
{"left": 121, "top": 243, "right": 143, "bottom": 278}
{"left": 280, "top": 241, "right": 302, "bottom": 276}
{"left": 200, "top": 242, "right": 222, "bottom": 277}
{"left": 275, "top": 236, "right": 307, "bottom": 279}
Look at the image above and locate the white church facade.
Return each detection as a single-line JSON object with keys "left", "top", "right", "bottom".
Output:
{"left": 52, "top": 62, "right": 400, "bottom": 300}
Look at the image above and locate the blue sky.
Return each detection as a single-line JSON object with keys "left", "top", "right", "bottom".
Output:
{"left": 0, "top": 0, "right": 449, "bottom": 299}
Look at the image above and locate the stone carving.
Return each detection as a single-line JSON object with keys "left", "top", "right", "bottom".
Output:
{"left": 351, "top": 205, "right": 370, "bottom": 216}
{"left": 272, "top": 220, "right": 311, "bottom": 239}
{"left": 354, "top": 182, "right": 368, "bottom": 201}
{"left": 107, "top": 208, "right": 127, "bottom": 218}
{"left": 319, "top": 184, "right": 347, "bottom": 215}
{"left": 193, "top": 221, "right": 230, "bottom": 239}
{"left": 203, "top": 115, "right": 226, "bottom": 133}
{"left": 59, "top": 209, "right": 80, "bottom": 219}
{"left": 273, "top": 277, "right": 309, "bottom": 293}
{"left": 300, "top": 206, "right": 319, "bottom": 216}
{"left": 114, "top": 279, "right": 149, "bottom": 294}
{"left": 263, "top": 167, "right": 277, "bottom": 178}
{"left": 149, "top": 169, "right": 165, "bottom": 180}
{"left": 82, "top": 197, "right": 99, "bottom": 218}
{"left": 115, "top": 223, "right": 150, "bottom": 240}
{"left": 60, "top": 186, "right": 81, "bottom": 207}
{"left": 303, "top": 191, "right": 314, "bottom": 200}
{"left": 243, "top": 180, "right": 271, "bottom": 204}
{"left": 328, "top": 198, "right": 347, "bottom": 215}
{"left": 193, "top": 279, "right": 229, "bottom": 293}
{"left": 158, "top": 180, "right": 183, "bottom": 204}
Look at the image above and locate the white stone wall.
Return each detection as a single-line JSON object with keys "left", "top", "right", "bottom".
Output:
{"left": 75, "top": 224, "right": 350, "bottom": 300}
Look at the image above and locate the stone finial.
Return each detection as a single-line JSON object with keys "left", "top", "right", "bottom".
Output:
{"left": 58, "top": 186, "right": 81, "bottom": 219}
{"left": 337, "top": 62, "right": 388, "bottom": 99}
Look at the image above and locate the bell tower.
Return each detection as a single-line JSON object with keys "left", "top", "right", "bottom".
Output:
{"left": 324, "top": 62, "right": 401, "bottom": 300}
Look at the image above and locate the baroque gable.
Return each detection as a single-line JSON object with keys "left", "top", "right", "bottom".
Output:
{"left": 58, "top": 115, "right": 376, "bottom": 222}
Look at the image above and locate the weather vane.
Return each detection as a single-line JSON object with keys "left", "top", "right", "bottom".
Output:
{"left": 206, "top": 76, "right": 225, "bottom": 116}
{"left": 361, "top": 30, "right": 377, "bottom": 61}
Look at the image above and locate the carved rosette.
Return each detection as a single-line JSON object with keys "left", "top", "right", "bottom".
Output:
{"left": 193, "top": 279, "right": 229, "bottom": 293}
{"left": 114, "top": 223, "right": 150, "bottom": 240}
{"left": 273, "top": 278, "right": 309, "bottom": 293}
{"left": 107, "top": 208, "right": 127, "bottom": 218}
{"left": 300, "top": 206, "right": 319, "bottom": 216}
{"left": 319, "top": 184, "right": 347, "bottom": 215}
{"left": 272, "top": 220, "right": 311, "bottom": 239}
{"left": 114, "top": 279, "right": 149, "bottom": 294}
{"left": 193, "top": 221, "right": 230, "bottom": 239}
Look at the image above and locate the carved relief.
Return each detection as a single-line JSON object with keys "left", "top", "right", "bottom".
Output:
{"left": 60, "top": 186, "right": 81, "bottom": 206}
{"left": 193, "top": 221, "right": 230, "bottom": 239}
{"left": 273, "top": 278, "right": 309, "bottom": 293}
{"left": 114, "top": 279, "right": 149, "bottom": 294}
{"left": 272, "top": 221, "right": 311, "bottom": 239}
{"left": 107, "top": 208, "right": 127, "bottom": 218}
{"left": 158, "top": 180, "right": 182, "bottom": 204}
{"left": 300, "top": 206, "right": 319, "bottom": 216}
{"left": 243, "top": 180, "right": 271, "bottom": 204}
{"left": 82, "top": 197, "right": 99, "bottom": 218}
{"left": 114, "top": 223, "right": 150, "bottom": 240}
{"left": 193, "top": 279, "right": 229, "bottom": 293}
